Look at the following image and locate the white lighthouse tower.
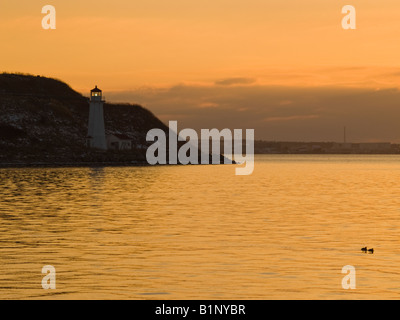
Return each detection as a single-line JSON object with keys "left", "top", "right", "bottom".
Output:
{"left": 87, "top": 85, "right": 107, "bottom": 150}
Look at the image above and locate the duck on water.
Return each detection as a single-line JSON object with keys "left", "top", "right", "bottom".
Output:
{"left": 361, "top": 247, "right": 374, "bottom": 254}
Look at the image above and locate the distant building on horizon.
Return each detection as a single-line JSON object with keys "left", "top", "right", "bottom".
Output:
{"left": 358, "top": 142, "right": 392, "bottom": 152}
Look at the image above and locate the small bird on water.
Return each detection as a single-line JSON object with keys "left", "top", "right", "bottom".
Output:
{"left": 361, "top": 247, "right": 374, "bottom": 254}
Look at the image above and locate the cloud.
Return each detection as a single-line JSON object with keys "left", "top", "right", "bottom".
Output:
{"left": 104, "top": 84, "right": 400, "bottom": 143}
{"left": 263, "top": 115, "right": 319, "bottom": 123}
{"left": 198, "top": 102, "right": 219, "bottom": 109}
{"left": 215, "top": 77, "right": 256, "bottom": 86}
{"left": 279, "top": 100, "right": 293, "bottom": 106}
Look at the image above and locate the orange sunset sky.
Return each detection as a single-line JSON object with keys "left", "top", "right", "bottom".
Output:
{"left": 2, "top": 0, "right": 400, "bottom": 141}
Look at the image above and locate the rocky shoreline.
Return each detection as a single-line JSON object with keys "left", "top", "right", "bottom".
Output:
{"left": 0, "top": 161, "right": 150, "bottom": 168}
{"left": 0, "top": 160, "right": 236, "bottom": 169}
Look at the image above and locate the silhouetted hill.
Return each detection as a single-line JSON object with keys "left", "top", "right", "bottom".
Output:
{"left": 0, "top": 73, "right": 169, "bottom": 166}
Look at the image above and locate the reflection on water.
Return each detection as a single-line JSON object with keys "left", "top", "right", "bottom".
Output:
{"left": 1, "top": 155, "right": 400, "bottom": 299}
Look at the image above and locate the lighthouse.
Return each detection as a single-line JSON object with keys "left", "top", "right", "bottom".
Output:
{"left": 87, "top": 85, "right": 107, "bottom": 150}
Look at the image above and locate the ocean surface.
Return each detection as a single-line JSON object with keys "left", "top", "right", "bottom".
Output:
{"left": 1, "top": 155, "right": 400, "bottom": 299}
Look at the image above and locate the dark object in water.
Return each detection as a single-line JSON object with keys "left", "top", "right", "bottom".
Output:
{"left": 368, "top": 248, "right": 374, "bottom": 254}
{"left": 361, "top": 247, "right": 367, "bottom": 252}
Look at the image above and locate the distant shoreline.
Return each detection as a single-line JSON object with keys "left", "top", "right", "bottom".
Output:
{"left": 0, "top": 161, "right": 237, "bottom": 169}
{"left": 0, "top": 161, "right": 151, "bottom": 169}
{"left": 254, "top": 152, "right": 400, "bottom": 155}
{"left": 0, "top": 153, "right": 399, "bottom": 169}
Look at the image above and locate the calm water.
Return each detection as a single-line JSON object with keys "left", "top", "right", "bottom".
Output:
{"left": 1, "top": 155, "right": 400, "bottom": 299}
